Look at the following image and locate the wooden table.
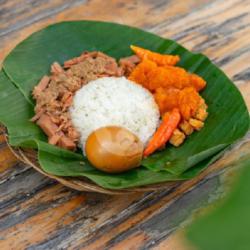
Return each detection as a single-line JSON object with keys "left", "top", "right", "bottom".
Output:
{"left": 0, "top": 0, "right": 250, "bottom": 249}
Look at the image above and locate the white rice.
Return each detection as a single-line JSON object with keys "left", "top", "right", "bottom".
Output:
{"left": 69, "top": 77, "right": 160, "bottom": 151}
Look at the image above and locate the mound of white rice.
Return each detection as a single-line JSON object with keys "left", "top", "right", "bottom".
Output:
{"left": 69, "top": 77, "right": 160, "bottom": 150}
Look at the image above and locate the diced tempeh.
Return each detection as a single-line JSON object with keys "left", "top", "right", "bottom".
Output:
{"left": 189, "top": 118, "right": 204, "bottom": 130}
{"left": 194, "top": 106, "right": 208, "bottom": 121}
{"left": 170, "top": 129, "right": 186, "bottom": 147}
{"left": 179, "top": 120, "right": 194, "bottom": 135}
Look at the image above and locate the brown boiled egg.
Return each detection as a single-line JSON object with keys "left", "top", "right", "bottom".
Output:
{"left": 85, "top": 126, "right": 144, "bottom": 173}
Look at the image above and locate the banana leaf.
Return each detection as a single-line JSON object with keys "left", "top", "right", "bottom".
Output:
{"left": 0, "top": 21, "right": 249, "bottom": 189}
{"left": 0, "top": 70, "right": 227, "bottom": 189}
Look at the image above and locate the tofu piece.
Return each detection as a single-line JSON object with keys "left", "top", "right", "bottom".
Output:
{"left": 179, "top": 120, "right": 194, "bottom": 135}
{"left": 189, "top": 118, "right": 204, "bottom": 131}
{"left": 170, "top": 129, "right": 186, "bottom": 147}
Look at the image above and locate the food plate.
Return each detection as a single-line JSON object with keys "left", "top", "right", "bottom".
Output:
{"left": 0, "top": 21, "right": 249, "bottom": 192}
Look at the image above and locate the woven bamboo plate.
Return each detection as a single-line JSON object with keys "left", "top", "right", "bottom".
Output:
{"left": 5, "top": 132, "right": 180, "bottom": 195}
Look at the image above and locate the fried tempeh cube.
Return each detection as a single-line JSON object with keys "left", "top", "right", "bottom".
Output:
{"left": 179, "top": 120, "right": 194, "bottom": 135}
{"left": 194, "top": 103, "right": 208, "bottom": 121}
{"left": 189, "top": 118, "right": 204, "bottom": 131}
{"left": 170, "top": 129, "right": 186, "bottom": 147}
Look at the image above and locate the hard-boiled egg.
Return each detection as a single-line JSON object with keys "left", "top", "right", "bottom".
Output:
{"left": 85, "top": 126, "right": 143, "bottom": 173}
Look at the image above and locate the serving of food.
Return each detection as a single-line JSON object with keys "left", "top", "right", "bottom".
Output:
{"left": 0, "top": 21, "right": 248, "bottom": 192}
{"left": 31, "top": 45, "right": 208, "bottom": 173}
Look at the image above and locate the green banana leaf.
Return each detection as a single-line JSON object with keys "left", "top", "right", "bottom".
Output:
{"left": 0, "top": 70, "right": 227, "bottom": 189}
{"left": 0, "top": 21, "right": 249, "bottom": 189}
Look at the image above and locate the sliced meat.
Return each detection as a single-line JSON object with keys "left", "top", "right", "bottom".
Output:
{"left": 37, "top": 114, "right": 58, "bottom": 137}
{"left": 36, "top": 114, "right": 76, "bottom": 150}
{"left": 119, "top": 55, "right": 140, "bottom": 76}
{"left": 58, "top": 136, "right": 76, "bottom": 150}
{"left": 51, "top": 62, "right": 64, "bottom": 74}
{"left": 120, "top": 55, "right": 140, "bottom": 65}
{"left": 30, "top": 109, "right": 44, "bottom": 122}
{"left": 103, "top": 58, "right": 120, "bottom": 75}
{"left": 32, "top": 76, "right": 50, "bottom": 98}
{"left": 48, "top": 134, "right": 61, "bottom": 145}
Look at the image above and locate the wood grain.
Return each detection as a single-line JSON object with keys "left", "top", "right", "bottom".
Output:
{"left": 0, "top": 0, "right": 249, "bottom": 249}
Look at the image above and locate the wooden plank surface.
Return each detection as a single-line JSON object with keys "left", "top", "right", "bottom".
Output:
{"left": 0, "top": 0, "right": 249, "bottom": 249}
